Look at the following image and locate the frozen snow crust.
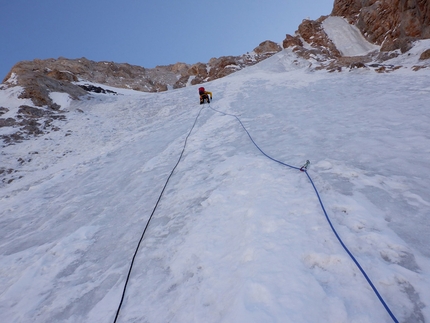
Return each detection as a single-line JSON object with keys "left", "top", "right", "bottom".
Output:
{"left": 1, "top": 48, "right": 430, "bottom": 323}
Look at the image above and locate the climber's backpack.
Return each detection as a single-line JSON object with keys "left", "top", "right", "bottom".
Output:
{"left": 199, "top": 87, "right": 205, "bottom": 95}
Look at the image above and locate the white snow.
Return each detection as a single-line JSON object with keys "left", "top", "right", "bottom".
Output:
{"left": 49, "top": 92, "right": 72, "bottom": 109}
{"left": 385, "top": 39, "right": 430, "bottom": 66}
{"left": 1, "top": 47, "right": 430, "bottom": 323}
{"left": 0, "top": 85, "right": 33, "bottom": 112}
{"left": 322, "top": 16, "right": 380, "bottom": 56}
{"left": 3, "top": 72, "right": 18, "bottom": 85}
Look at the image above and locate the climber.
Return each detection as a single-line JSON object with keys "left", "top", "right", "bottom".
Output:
{"left": 199, "top": 87, "right": 212, "bottom": 104}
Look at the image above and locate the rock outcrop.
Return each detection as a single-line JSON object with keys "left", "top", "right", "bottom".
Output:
{"left": 189, "top": 41, "right": 282, "bottom": 85}
{"left": 420, "top": 48, "right": 430, "bottom": 60}
{"left": 283, "top": 16, "right": 342, "bottom": 62}
{"left": 2, "top": 58, "right": 185, "bottom": 105}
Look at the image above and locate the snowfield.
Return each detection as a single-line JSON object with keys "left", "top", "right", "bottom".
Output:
{"left": 1, "top": 45, "right": 430, "bottom": 323}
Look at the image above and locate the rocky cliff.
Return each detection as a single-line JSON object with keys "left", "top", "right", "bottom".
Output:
{"left": 282, "top": 0, "right": 430, "bottom": 69}
{"left": 332, "top": 0, "right": 430, "bottom": 52}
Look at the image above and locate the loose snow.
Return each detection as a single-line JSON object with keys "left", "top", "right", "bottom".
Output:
{"left": 0, "top": 45, "right": 430, "bottom": 323}
{"left": 322, "top": 16, "right": 380, "bottom": 56}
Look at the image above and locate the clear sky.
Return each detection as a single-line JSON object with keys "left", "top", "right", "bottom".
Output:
{"left": 1, "top": 0, "right": 334, "bottom": 80}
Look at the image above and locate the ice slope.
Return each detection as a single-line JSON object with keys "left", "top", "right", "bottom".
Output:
{"left": 322, "top": 16, "right": 380, "bottom": 56}
{"left": 1, "top": 48, "right": 430, "bottom": 323}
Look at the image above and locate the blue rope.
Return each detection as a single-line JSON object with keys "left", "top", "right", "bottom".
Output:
{"left": 207, "top": 104, "right": 399, "bottom": 323}
{"left": 208, "top": 105, "right": 300, "bottom": 170}
{"left": 304, "top": 171, "right": 399, "bottom": 323}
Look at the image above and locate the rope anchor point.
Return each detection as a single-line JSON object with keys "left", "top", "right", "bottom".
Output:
{"left": 300, "top": 160, "right": 310, "bottom": 172}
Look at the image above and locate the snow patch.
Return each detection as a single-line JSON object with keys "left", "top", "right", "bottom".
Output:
{"left": 385, "top": 39, "right": 430, "bottom": 67}
{"left": 186, "top": 75, "right": 195, "bottom": 86}
{"left": 4, "top": 73, "right": 18, "bottom": 85}
{"left": 0, "top": 85, "right": 33, "bottom": 110}
{"left": 49, "top": 92, "right": 72, "bottom": 109}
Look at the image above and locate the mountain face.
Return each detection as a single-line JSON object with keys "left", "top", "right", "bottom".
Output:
{"left": 1, "top": 40, "right": 430, "bottom": 323}
{"left": 1, "top": 0, "right": 430, "bottom": 148}
{"left": 2, "top": 0, "right": 430, "bottom": 104}
{"left": 1, "top": 40, "right": 281, "bottom": 107}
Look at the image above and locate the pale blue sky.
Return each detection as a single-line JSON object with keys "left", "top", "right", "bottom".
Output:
{"left": 1, "top": 0, "right": 334, "bottom": 80}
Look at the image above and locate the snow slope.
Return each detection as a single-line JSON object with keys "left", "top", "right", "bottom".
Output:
{"left": 1, "top": 48, "right": 430, "bottom": 323}
{"left": 322, "top": 16, "right": 380, "bottom": 56}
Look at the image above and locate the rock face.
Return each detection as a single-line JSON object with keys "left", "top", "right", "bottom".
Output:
{"left": 297, "top": 17, "right": 341, "bottom": 57}
{"left": 6, "top": 61, "right": 88, "bottom": 108}
{"left": 282, "top": 16, "right": 343, "bottom": 65}
{"left": 331, "top": 0, "right": 430, "bottom": 52}
{"left": 332, "top": 0, "right": 430, "bottom": 52}
{"left": 2, "top": 58, "right": 186, "bottom": 106}
{"left": 281, "top": 0, "right": 430, "bottom": 70}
